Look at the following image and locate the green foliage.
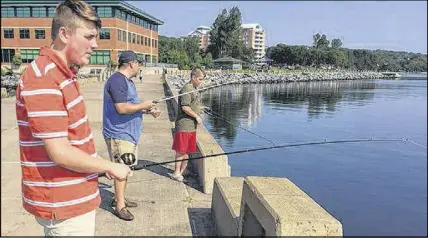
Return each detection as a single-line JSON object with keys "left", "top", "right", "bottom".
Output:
{"left": 12, "top": 55, "right": 22, "bottom": 66}
{"left": 268, "top": 33, "right": 427, "bottom": 72}
{"left": 1, "top": 66, "right": 14, "bottom": 76}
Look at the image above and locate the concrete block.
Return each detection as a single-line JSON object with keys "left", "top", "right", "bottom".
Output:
{"left": 211, "top": 177, "right": 244, "bottom": 236}
{"left": 239, "top": 176, "right": 343, "bottom": 236}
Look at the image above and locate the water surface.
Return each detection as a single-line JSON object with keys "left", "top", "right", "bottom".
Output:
{"left": 201, "top": 79, "right": 427, "bottom": 236}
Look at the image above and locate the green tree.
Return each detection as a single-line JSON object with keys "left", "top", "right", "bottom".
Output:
{"left": 331, "top": 38, "right": 343, "bottom": 49}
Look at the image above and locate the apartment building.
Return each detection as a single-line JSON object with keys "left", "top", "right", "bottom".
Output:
{"left": 187, "top": 25, "right": 211, "bottom": 50}
{"left": 241, "top": 23, "right": 266, "bottom": 64}
{"left": 1, "top": 0, "right": 163, "bottom": 67}
{"left": 187, "top": 23, "right": 267, "bottom": 64}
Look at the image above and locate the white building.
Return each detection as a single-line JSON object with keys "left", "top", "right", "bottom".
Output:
{"left": 187, "top": 23, "right": 267, "bottom": 64}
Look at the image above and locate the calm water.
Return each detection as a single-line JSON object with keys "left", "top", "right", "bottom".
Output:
{"left": 201, "top": 78, "right": 427, "bottom": 236}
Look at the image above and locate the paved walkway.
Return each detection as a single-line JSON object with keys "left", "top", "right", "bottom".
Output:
{"left": 1, "top": 75, "right": 214, "bottom": 236}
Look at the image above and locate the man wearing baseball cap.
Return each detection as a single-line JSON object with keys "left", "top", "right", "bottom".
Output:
{"left": 102, "top": 50, "right": 161, "bottom": 220}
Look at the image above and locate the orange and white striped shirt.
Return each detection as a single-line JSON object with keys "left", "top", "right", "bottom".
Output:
{"left": 15, "top": 46, "right": 100, "bottom": 220}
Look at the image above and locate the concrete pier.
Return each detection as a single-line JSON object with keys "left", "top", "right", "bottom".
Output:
{"left": 1, "top": 75, "right": 215, "bottom": 236}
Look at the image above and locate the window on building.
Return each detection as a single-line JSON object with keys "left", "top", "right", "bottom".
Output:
{"left": 137, "top": 35, "right": 140, "bottom": 45}
{"left": 48, "top": 7, "right": 55, "bottom": 17}
{"left": 32, "top": 7, "right": 47, "bottom": 17}
{"left": 123, "top": 31, "right": 126, "bottom": 42}
{"left": 97, "top": 7, "right": 112, "bottom": 17}
{"left": 141, "top": 36, "right": 144, "bottom": 45}
{"left": 99, "top": 29, "right": 110, "bottom": 39}
{"left": 127, "top": 14, "right": 132, "bottom": 22}
{"left": 145, "top": 55, "right": 150, "bottom": 63}
{"left": 20, "top": 29, "right": 30, "bottom": 39}
{"left": 16, "top": 7, "right": 31, "bottom": 17}
{"left": 132, "top": 16, "right": 136, "bottom": 24}
{"left": 121, "top": 11, "right": 126, "bottom": 20}
{"left": 155, "top": 40, "right": 157, "bottom": 48}
{"left": 132, "top": 33, "right": 136, "bottom": 44}
{"left": 117, "top": 29, "right": 121, "bottom": 41}
{"left": 2, "top": 7, "right": 15, "bottom": 17}
{"left": 128, "top": 32, "right": 131, "bottom": 43}
{"left": 152, "top": 55, "right": 157, "bottom": 63}
{"left": 21, "top": 49, "right": 40, "bottom": 63}
{"left": 1, "top": 49, "right": 15, "bottom": 63}
{"left": 144, "top": 37, "right": 148, "bottom": 46}
{"left": 90, "top": 50, "right": 110, "bottom": 65}
{"left": 148, "top": 38, "right": 151, "bottom": 47}
{"left": 137, "top": 54, "right": 144, "bottom": 62}
{"left": 3, "top": 28, "right": 14, "bottom": 39}
{"left": 35, "top": 29, "right": 45, "bottom": 39}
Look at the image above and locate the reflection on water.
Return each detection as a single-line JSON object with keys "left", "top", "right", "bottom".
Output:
{"left": 202, "top": 80, "right": 379, "bottom": 141}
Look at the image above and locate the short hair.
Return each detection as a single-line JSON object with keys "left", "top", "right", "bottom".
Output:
{"left": 51, "top": 0, "right": 102, "bottom": 40}
{"left": 190, "top": 67, "right": 205, "bottom": 79}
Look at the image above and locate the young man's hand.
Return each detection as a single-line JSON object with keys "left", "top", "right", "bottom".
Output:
{"left": 196, "top": 115, "right": 203, "bottom": 124}
{"left": 150, "top": 108, "right": 161, "bottom": 118}
{"left": 107, "top": 163, "right": 131, "bottom": 181}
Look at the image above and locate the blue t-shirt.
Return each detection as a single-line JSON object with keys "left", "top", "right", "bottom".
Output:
{"left": 102, "top": 72, "right": 143, "bottom": 144}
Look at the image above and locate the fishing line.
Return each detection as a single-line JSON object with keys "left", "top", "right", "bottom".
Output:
{"left": 98, "top": 137, "right": 416, "bottom": 177}
{"left": 153, "top": 80, "right": 238, "bottom": 104}
{"left": 202, "top": 108, "right": 276, "bottom": 146}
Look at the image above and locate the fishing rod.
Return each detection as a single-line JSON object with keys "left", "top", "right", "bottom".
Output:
{"left": 202, "top": 108, "right": 276, "bottom": 146}
{"left": 153, "top": 80, "right": 237, "bottom": 104}
{"left": 99, "top": 137, "right": 410, "bottom": 177}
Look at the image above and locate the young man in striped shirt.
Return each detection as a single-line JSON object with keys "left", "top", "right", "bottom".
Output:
{"left": 15, "top": 0, "right": 131, "bottom": 235}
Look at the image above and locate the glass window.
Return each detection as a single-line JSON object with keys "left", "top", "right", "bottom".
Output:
{"left": 99, "top": 29, "right": 110, "bottom": 39}
{"left": 128, "top": 32, "right": 131, "bottom": 43}
{"left": 122, "top": 11, "right": 126, "bottom": 20}
{"left": 144, "top": 37, "right": 148, "bottom": 46}
{"left": 1, "top": 49, "right": 15, "bottom": 63}
{"left": 155, "top": 39, "right": 157, "bottom": 48}
{"left": 148, "top": 37, "right": 151, "bottom": 47}
{"left": 16, "top": 7, "right": 31, "bottom": 17}
{"left": 145, "top": 55, "right": 150, "bottom": 63}
{"left": 35, "top": 29, "right": 45, "bottom": 39}
{"left": 152, "top": 55, "right": 157, "bottom": 63}
{"left": 127, "top": 14, "right": 132, "bottom": 22}
{"left": 132, "top": 33, "right": 136, "bottom": 44}
{"left": 21, "top": 49, "right": 40, "bottom": 63}
{"left": 137, "top": 54, "right": 144, "bottom": 62}
{"left": 20, "top": 29, "right": 30, "bottom": 39}
{"left": 132, "top": 16, "right": 136, "bottom": 24}
{"left": 137, "top": 35, "right": 140, "bottom": 45}
{"left": 2, "top": 7, "right": 15, "bottom": 17}
{"left": 115, "top": 9, "right": 122, "bottom": 19}
{"left": 123, "top": 31, "right": 126, "bottom": 42}
{"left": 117, "top": 29, "right": 121, "bottom": 41}
{"left": 48, "top": 7, "right": 55, "bottom": 17}
{"left": 3, "top": 29, "right": 14, "bottom": 39}
{"left": 90, "top": 50, "right": 110, "bottom": 65}
{"left": 151, "top": 39, "right": 154, "bottom": 48}
{"left": 32, "top": 7, "right": 47, "bottom": 17}
{"left": 97, "top": 7, "right": 112, "bottom": 17}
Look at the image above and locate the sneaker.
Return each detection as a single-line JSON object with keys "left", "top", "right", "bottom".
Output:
{"left": 168, "top": 173, "right": 184, "bottom": 182}
{"left": 111, "top": 198, "right": 138, "bottom": 208}
{"left": 113, "top": 207, "right": 134, "bottom": 221}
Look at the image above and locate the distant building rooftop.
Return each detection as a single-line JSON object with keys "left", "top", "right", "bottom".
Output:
{"left": 1, "top": 0, "right": 164, "bottom": 25}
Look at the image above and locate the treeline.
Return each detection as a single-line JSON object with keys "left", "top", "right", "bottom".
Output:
{"left": 267, "top": 33, "right": 427, "bottom": 72}
{"left": 159, "top": 7, "right": 255, "bottom": 69}
{"left": 158, "top": 35, "right": 213, "bottom": 69}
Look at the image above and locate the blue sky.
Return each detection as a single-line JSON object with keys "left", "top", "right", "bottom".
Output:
{"left": 129, "top": 1, "right": 427, "bottom": 53}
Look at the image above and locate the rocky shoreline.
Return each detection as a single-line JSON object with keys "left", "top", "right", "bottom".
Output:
{"left": 167, "top": 70, "right": 392, "bottom": 90}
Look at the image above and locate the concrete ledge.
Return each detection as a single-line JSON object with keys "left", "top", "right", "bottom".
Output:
{"left": 211, "top": 177, "right": 244, "bottom": 236}
{"left": 164, "top": 76, "right": 230, "bottom": 194}
{"left": 239, "top": 176, "right": 343, "bottom": 236}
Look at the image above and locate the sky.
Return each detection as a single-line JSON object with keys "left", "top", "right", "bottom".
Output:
{"left": 129, "top": 1, "right": 427, "bottom": 54}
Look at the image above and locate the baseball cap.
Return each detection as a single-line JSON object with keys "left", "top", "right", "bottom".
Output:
{"left": 118, "top": 51, "right": 143, "bottom": 64}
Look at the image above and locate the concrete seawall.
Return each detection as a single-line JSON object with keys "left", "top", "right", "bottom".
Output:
{"left": 163, "top": 75, "right": 231, "bottom": 194}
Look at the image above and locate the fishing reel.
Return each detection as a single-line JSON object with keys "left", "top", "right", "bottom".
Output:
{"left": 119, "top": 152, "right": 137, "bottom": 166}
